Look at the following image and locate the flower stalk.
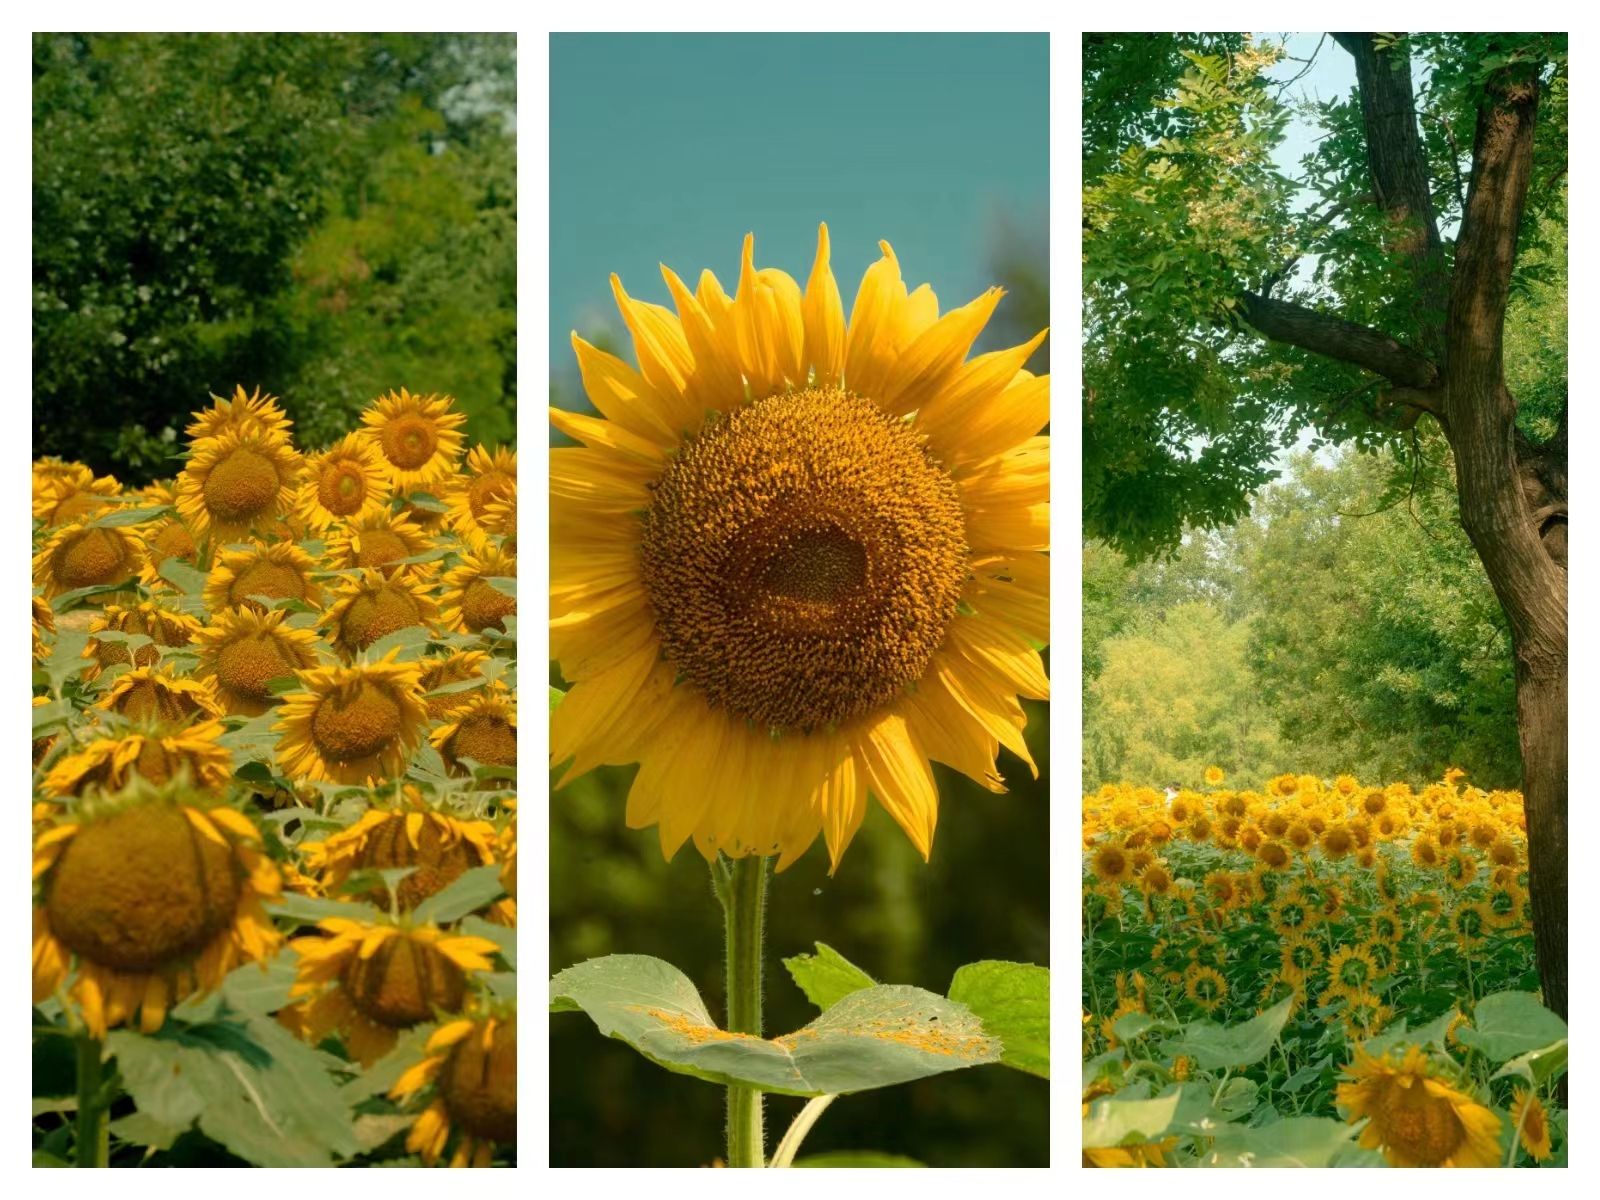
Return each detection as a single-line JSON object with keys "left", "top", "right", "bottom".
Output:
{"left": 716, "top": 854, "right": 769, "bottom": 1167}
{"left": 75, "top": 1034, "right": 109, "bottom": 1168}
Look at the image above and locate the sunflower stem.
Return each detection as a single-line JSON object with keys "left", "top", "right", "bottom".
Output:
{"left": 74, "top": 1035, "right": 109, "bottom": 1168}
{"left": 717, "top": 854, "right": 769, "bottom": 1167}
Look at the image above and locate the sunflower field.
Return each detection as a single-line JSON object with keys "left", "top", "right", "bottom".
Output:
{"left": 31, "top": 387, "right": 517, "bottom": 1168}
{"left": 1082, "top": 771, "right": 1568, "bottom": 1168}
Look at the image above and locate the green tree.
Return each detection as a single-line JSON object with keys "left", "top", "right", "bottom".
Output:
{"left": 1084, "top": 33, "right": 1568, "bottom": 1018}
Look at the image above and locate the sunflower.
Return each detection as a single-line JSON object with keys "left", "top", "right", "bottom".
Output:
{"left": 296, "top": 433, "right": 393, "bottom": 531}
{"left": 1280, "top": 936, "right": 1323, "bottom": 981}
{"left": 1137, "top": 860, "right": 1173, "bottom": 899}
{"left": 1326, "top": 944, "right": 1381, "bottom": 994}
{"left": 32, "top": 520, "right": 145, "bottom": 600}
{"left": 32, "top": 777, "right": 282, "bottom": 1036}
{"left": 32, "top": 594, "right": 55, "bottom": 663}
{"left": 440, "top": 546, "right": 516, "bottom": 635}
{"left": 359, "top": 389, "right": 467, "bottom": 492}
{"left": 324, "top": 508, "right": 435, "bottom": 576}
{"left": 552, "top": 228, "right": 1048, "bottom": 871}
{"left": 138, "top": 513, "right": 200, "bottom": 584}
{"left": 300, "top": 795, "right": 503, "bottom": 912}
{"left": 81, "top": 601, "right": 202, "bottom": 681}
{"left": 186, "top": 385, "right": 295, "bottom": 444}
{"left": 1336, "top": 1045, "right": 1502, "bottom": 1167}
{"left": 1270, "top": 894, "right": 1315, "bottom": 939}
{"left": 390, "top": 1008, "right": 516, "bottom": 1167}
{"left": 1203, "top": 765, "right": 1224, "bottom": 786}
{"left": 1411, "top": 835, "right": 1443, "bottom": 869}
{"left": 42, "top": 720, "right": 233, "bottom": 797}
{"left": 418, "top": 649, "right": 491, "bottom": 721}
{"left": 430, "top": 683, "right": 516, "bottom": 777}
{"left": 1442, "top": 847, "right": 1479, "bottom": 890}
{"left": 446, "top": 445, "right": 517, "bottom": 551}
{"left": 32, "top": 457, "right": 94, "bottom": 503}
{"left": 280, "top": 916, "right": 498, "bottom": 1065}
{"left": 1511, "top": 1087, "right": 1552, "bottom": 1161}
{"left": 33, "top": 470, "right": 121, "bottom": 528}
{"left": 98, "top": 664, "right": 224, "bottom": 723}
{"left": 1319, "top": 823, "right": 1355, "bottom": 859}
{"left": 1184, "top": 964, "right": 1227, "bottom": 1013}
{"left": 1089, "top": 841, "right": 1132, "bottom": 885}
{"left": 192, "top": 606, "right": 323, "bottom": 716}
{"left": 1255, "top": 839, "right": 1291, "bottom": 871}
{"left": 176, "top": 425, "right": 304, "bottom": 542}
{"left": 203, "top": 541, "right": 324, "bottom": 615}
{"left": 320, "top": 568, "right": 441, "bottom": 661}
{"left": 1369, "top": 906, "right": 1405, "bottom": 944}
{"left": 1448, "top": 901, "right": 1493, "bottom": 947}
{"left": 1484, "top": 877, "right": 1526, "bottom": 929}
{"left": 274, "top": 653, "right": 429, "bottom": 784}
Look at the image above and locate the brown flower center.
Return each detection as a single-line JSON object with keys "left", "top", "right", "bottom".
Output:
{"left": 342, "top": 935, "right": 464, "bottom": 1027}
{"left": 46, "top": 805, "right": 241, "bottom": 972}
{"left": 339, "top": 584, "right": 423, "bottom": 651}
{"left": 355, "top": 814, "right": 477, "bottom": 909}
{"left": 203, "top": 447, "right": 282, "bottom": 522}
{"left": 639, "top": 388, "right": 967, "bottom": 732}
{"left": 216, "top": 633, "right": 297, "bottom": 702}
{"left": 318, "top": 461, "right": 369, "bottom": 516}
{"left": 230, "top": 559, "right": 307, "bottom": 607}
{"left": 460, "top": 579, "right": 514, "bottom": 633}
{"left": 312, "top": 683, "right": 403, "bottom": 763}
{"left": 381, "top": 416, "right": 439, "bottom": 471}
{"left": 446, "top": 715, "right": 516, "bottom": 770}
{"left": 439, "top": 1022, "right": 517, "bottom": 1144}
{"left": 351, "top": 528, "right": 411, "bottom": 569}
{"left": 52, "top": 527, "right": 134, "bottom": 590}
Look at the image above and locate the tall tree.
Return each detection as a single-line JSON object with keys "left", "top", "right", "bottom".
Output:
{"left": 1084, "top": 34, "right": 1568, "bottom": 1016}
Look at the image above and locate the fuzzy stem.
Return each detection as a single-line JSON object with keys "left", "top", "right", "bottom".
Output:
{"left": 717, "top": 854, "right": 769, "bottom": 1167}
{"left": 74, "top": 1035, "right": 108, "bottom": 1168}
{"left": 770, "top": 1094, "right": 837, "bottom": 1168}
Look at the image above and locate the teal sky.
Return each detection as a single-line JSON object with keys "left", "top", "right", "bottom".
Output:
{"left": 549, "top": 33, "right": 1048, "bottom": 399}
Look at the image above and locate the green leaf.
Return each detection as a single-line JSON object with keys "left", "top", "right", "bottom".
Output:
{"left": 484, "top": 575, "right": 517, "bottom": 597}
{"left": 366, "top": 624, "right": 432, "bottom": 660}
{"left": 792, "top": 1151, "right": 927, "bottom": 1167}
{"left": 462, "top": 914, "right": 516, "bottom": 970}
{"left": 109, "top": 1015, "right": 359, "bottom": 1167}
{"left": 1082, "top": 1089, "right": 1183, "bottom": 1148}
{"left": 1200, "top": 1116, "right": 1359, "bottom": 1167}
{"left": 783, "top": 942, "right": 876, "bottom": 1011}
{"left": 548, "top": 685, "right": 565, "bottom": 712}
{"left": 410, "top": 864, "right": 506, "bottom": 925}
{"left": 93, "top": 505, "right": 171, "bottom": 527}
{"left": 266, "top": 893, "right": 383, "bottom": 927}
{"left": 1161, "top": 995, "right": 1293, "bottom": 1070}
{"left": 219, "top": 955, "right": 301, "bottom": 1015}
{"left": 109, "top": 1110, "right": 184, "bottom": 1152}
{"left": 158, "top": 557, "right": 210, "bottom": 595}
{"left": 1457, "top": 991, "right": 1568, "bottom": 1062}
{"left": 551, "top": 954, "right": 999, "bottom": 1097}
{"left": 1111, "top": 1011, "right": 1168, "bottom": 1043}
{"left": 1492, "top": 1037, "right": 1567, "bottom": 1086}
{"left": 948, "top": 960, "right": 1049, "bottom": 1079}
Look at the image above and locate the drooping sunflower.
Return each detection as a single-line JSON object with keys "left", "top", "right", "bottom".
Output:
{"left": 274, "top": 653, "right": 429, "bottom": 784}
{"left": 320, "top": 567, "right": 442, "bottom": 660}
{"left": 203, "top": 541, "right": 324, "bottom": 615}
{"left": 296, "top": 433, "right": 394, "bottom": 531}
{"left": 186, "top": 385, "right": 295, "bottom": 444}
{"left": 42, "top": 720, "right": 234, "bottom": 797}
{"left": 359, "top": 389, "right": 468, "bottom": 492}
{"left": 137, "top": 512, "right": 201, "bottom": 584}
{"left": 1336, "top": 1044, "right": 1502, "bottom": 1167}
{"left": 551, "top": 228, "right": 1049, "bottom": 871}
{"left": 176, "top": 424, "right": 305, "bottom": 542}
{"left": 299, "top": 793, "right": 503, "bottom": 912}
{"left": 324, "top": 508, "right": 435, "bottom": 576}
{"left": 33, "top": 520, "right": 145, "bottom": 600}
{"left": 33, "top": 470, "right": 122, "bottom": 528}
{"left": 32, "top": 594, "right": 55, "bottom": 663}
{"left": 32, "top": 457, "right": 94, "bottom": 504}
{"left": 417, "top": 649, "right": 491, "bottom": 721}
{"left": 483, "top": 494, "right": 516, "bottom": 556}
{"left": 192, "top": 606, "right": 324, "bottom": 716}
{"left": 280, "top": 916, "right": 498, "bottom": 1065}
{"left": 446, "top": 445, "right": 517, "bottom": 551}
{"left": 1511, "top": 1087, "right": 1553, "bottom": 1161}
{"left": 389, "top": 1008, "right": 516, "bottom": 1167}
{"left": 430, "top": 683, "right": 516, "bottom": 777}
{"left": 81, "top": 600, "right": 202, "bottom": 681}
{"left": 440, "top": 546, "right": 516, "bottom": 635}
{"left": 98, "top": 664, "right": 224, "bottom": 723}
{"left": 32, "top": 778, "right": 282, "bottom": 1036}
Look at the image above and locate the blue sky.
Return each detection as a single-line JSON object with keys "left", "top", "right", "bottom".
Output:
{"left": 549, "top": 33, "right": 1048, "bottom": 399}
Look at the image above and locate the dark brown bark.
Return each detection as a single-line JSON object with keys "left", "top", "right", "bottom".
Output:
{"left": 1239, "top": 291, "right": 1438, "bottom": 388}
{"left": 1443, "top": 63, "right": 1567, "bottom": 1020}
{"left": 1333, "top": 34, "right": 1452, "bottom": 357}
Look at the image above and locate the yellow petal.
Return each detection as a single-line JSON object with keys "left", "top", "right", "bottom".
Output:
{"left": 854, "top": 710, "right": 938, "bottom": 862}
{"left": 802, "top": 223, "right": 845, "bottom": 389}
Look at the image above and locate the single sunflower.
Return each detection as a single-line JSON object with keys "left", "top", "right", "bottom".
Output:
{"left": 389, "top": 1007, "right": 517, "bottom": 1167}
{"left": 324, "top": 508, "right": 435, "bottom": 576}
{"left": 320, "top": 567, "right": 442, "bottom": 660}
{"left": 32, "top": 778, "right": 282, "bottom": 1036}
{"left": 33, "top": 520, "right": 145, "bottom": 600}
{"left": 98, "top": 664, "right": 224, "bottom": 723}
{"left": 417, "top": 649, "right": 491, "bottom": 721}
{"left": 440, "top": 546, "right": 516, "bottom": 635}
{"left": 203, "top": 541, "right": 324, "bottom": 615}
{"left": 1336, "top": 1044, "right": 1502, "bottom": 1167}
{"left": 446, "top": 445, "right": 517, "bottom": 551}
{"left": 274, "top": 653, "right": 429, "bottom": 784}
{"left": 551, "top": 227, "right": 1048, "bottom": 872}
{"left": 1511, "top": 1087, "right": 1553, "bottom": 1161}
{"left": 42, "top": 720, "right": 233, "bottom": 797}
{"left": 176, "top": 425, "right": 304, "bottom": 542}
{"left": 186, "top": 385, "right": 295, "bottom": 444}
{"left": 359, "top": 389, "right": 467, "bottom": 492}
{"left": 429, "top": 682, "right": 517, "bottom": 777}
{"left": 192, "top": 606, "right": 324, "bottom": 716}
{"left": 296, "top": 433, "right": 394, "bottom": 531}
{"left": 81, "top": 600, "right": 201, "bottom": 681}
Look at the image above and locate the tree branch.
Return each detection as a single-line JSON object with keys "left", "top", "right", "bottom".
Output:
{"left": 1238, "top": 291, "right": 1439, "bottom": 388}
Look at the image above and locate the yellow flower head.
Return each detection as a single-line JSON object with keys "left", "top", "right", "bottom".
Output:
{"left": 81, "top": 600, "right": 202, "bottom": 681}
{"left": 32, "top": 777, "right": 282, "bottom": 1036}
{"left": 33, "top": 520, "right": 145, "bottom": 600}
{"left": 440, "top": 546, "right": 516, "bottom": 635}
{"left": 417, "top": 649, "right": 491, "bottom": 721}
{"left": 324, "top": 508, "right": 435, "bottom": 577}
{"left": 1512, "top": 1087, "right": 1553, "bottom": 1161}
{"left": 33, "top": 470, "right": 121, "bottom": 528}
{"left": 192, "top": 605, "right": 324, "bottom": 716}
{"left": 42, "top": 719, "right": 233, "bottom": 798}
{"left": 203, "top": 541, "right": 324, "bottom": 616}
{"left": 1336, "top": 1045, "right": 1502, "bottom": 1167}
{"left": 273, "top": 652, "right": 428, "bottom": 784}
{"left": 446, "top": 444, "right": 517, "bottom": 551}
{"left": 186, "top": 385, "right": 294, "bottom": 444}
{"left": 389, "top": 1007, "right": 517, "bottom": 1166}
{"left": 429, "top": 682, "right": 517, "bottom": 777}
{"left": 320, "top": 567, "right": 441, "bottom": 661}
{"left": 98, "top": 663, "right": 224, "bottom": 723}
{"left": 176, "top": 425, "right": 304, "bottom": 542}
{"left": 359, "top": 389, "right": 467, "bottom": 491}
{"left": 296, "top": 433, "right": 393, "bottom": 531}
{"left": 552, "top": 227, "right": 1049, "bottom": 872}
{"left": 1203, "top": 765, "right": 1225, "bottom": 786}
